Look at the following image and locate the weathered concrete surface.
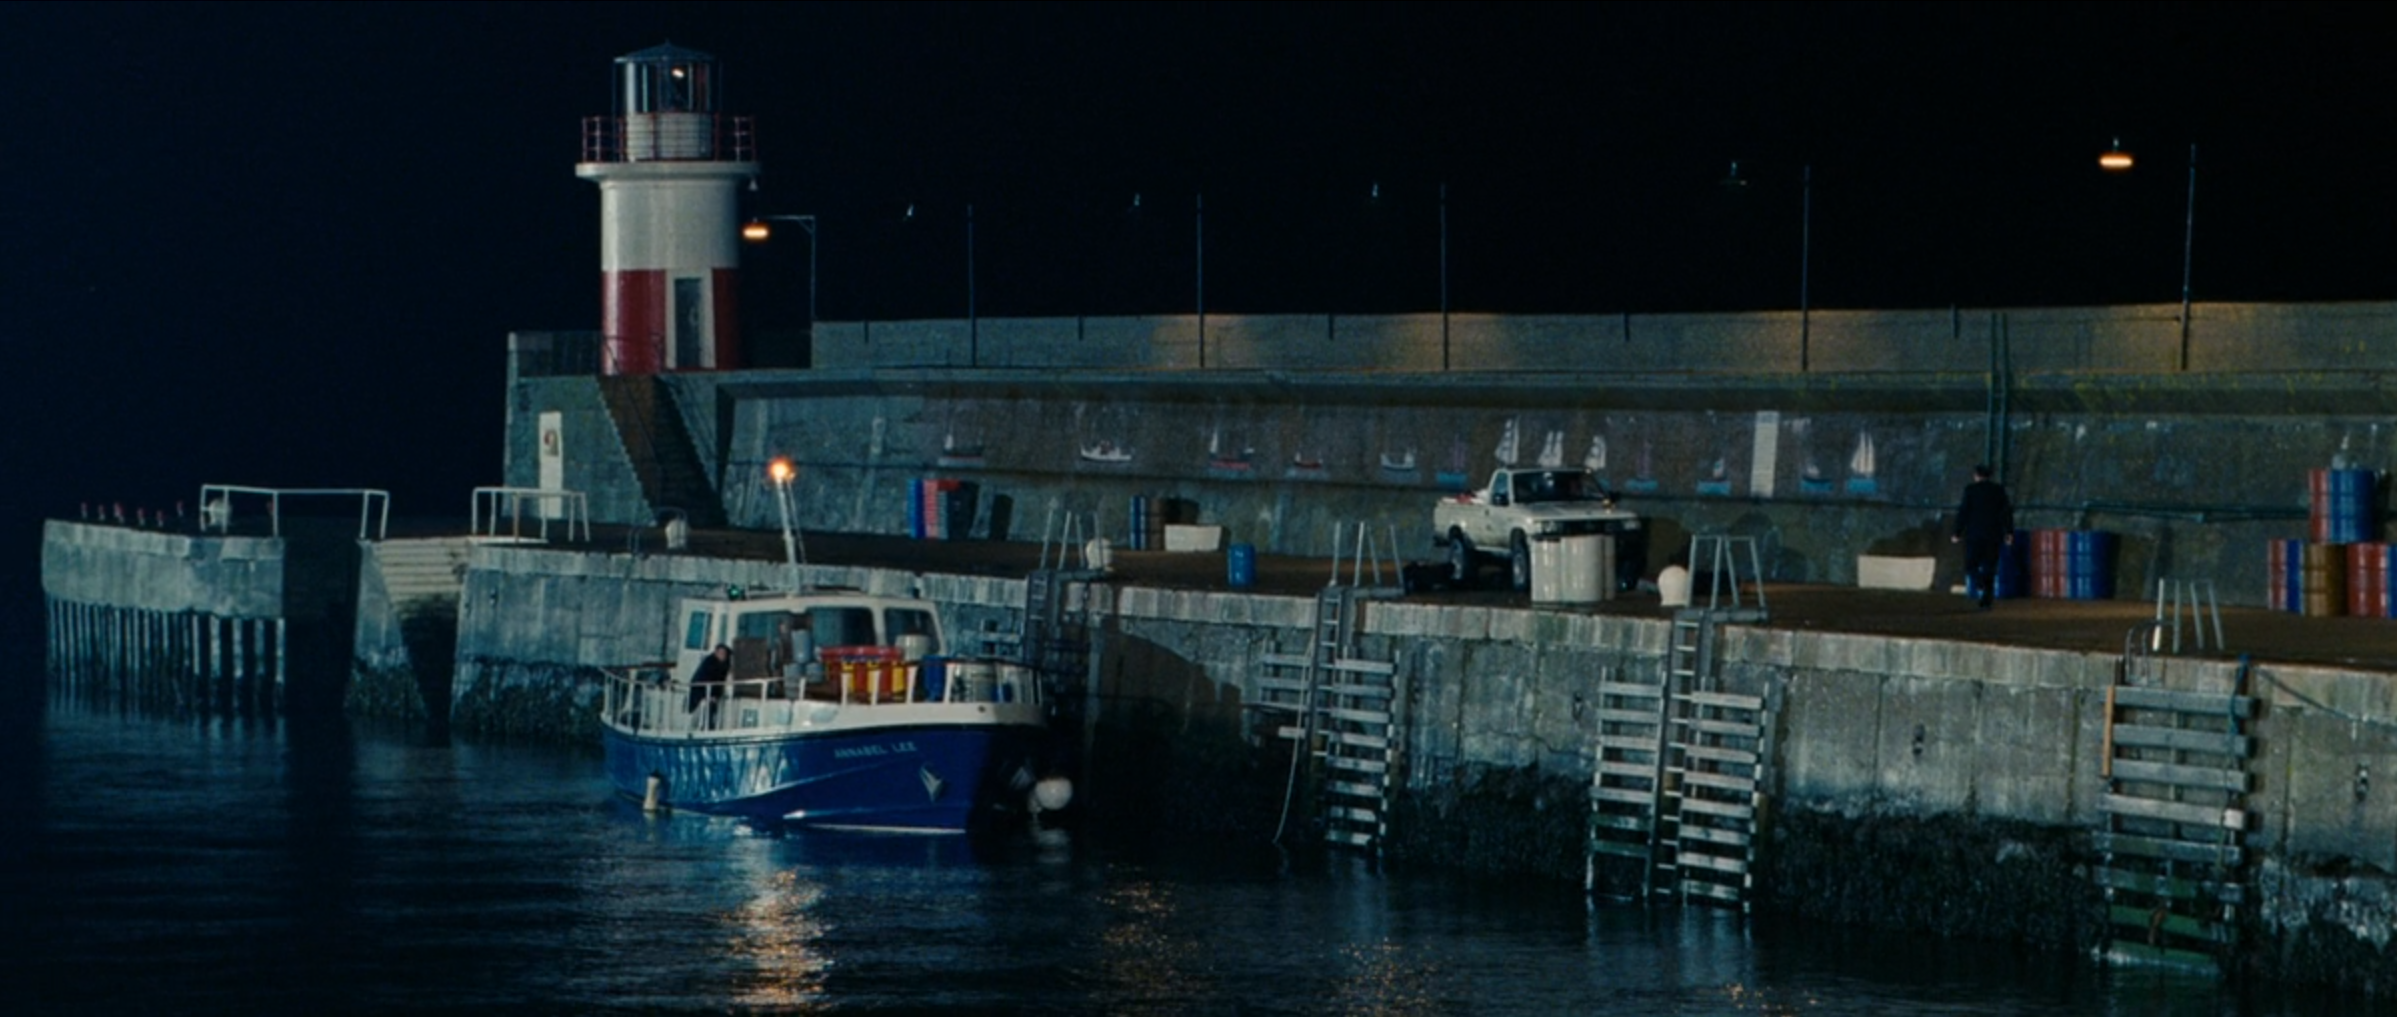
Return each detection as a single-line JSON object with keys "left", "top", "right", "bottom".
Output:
{"left": 806, "top": 301, "right": 2397, "bottom": 375}
{"left": 41, "top": 520, "right": 359, "bottom": 713}
{"left": 41, "top": 521, "right": 285, "bottom": 617}
{"left": 509, "top": 337, "right": 2397, "bottom": 610}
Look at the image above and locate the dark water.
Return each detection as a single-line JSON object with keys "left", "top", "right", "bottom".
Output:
{"left": 0, "top": 674, "right": 2371, "bottom": 1016}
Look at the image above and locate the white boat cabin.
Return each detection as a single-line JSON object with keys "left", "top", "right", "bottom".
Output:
{"left": 672, "top": 589, "right": 943, "bottom": 685}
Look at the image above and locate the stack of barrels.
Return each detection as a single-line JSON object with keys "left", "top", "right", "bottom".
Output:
{"left": 2276, "top": 467, "right": 2383, "bottom": 616}
{"left": 2025, "top": 529, "right": 2117, "bottom": 600}
{"left": 908, "top": 478, "right": 976, "bottom": 540}
{"left": 1127, "top": 495, "right": 1196, "bottom": 550}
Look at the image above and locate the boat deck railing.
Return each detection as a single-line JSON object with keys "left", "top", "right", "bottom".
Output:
{"left": 602, "top": 650, "right": 1040, "bottom": 737}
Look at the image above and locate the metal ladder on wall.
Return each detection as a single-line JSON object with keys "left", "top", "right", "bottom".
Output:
{"left": 1018, "top": 568, "right": 1093, "bottom": 684}
{"left": 1587, "top": 606, "right": 1775, "bottom": 911}
{"left": 1253, "top": 585, "right": 1401, "bottom": 859}
{"left": 2094, "top": 644, "right": 2255, "bottom": 973}
{"left": 1038, "top": 502, "right": 1098, "bottom": 571}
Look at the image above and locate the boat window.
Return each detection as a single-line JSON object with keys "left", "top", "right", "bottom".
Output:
{"left": 808, "top": 606, "right": 877, "bottom": 648}
{"left": 682, "top": 610, "right": 713, "bottom": 651}
{"left": 732, "top": 611, "right": 784, "bottom": 641}
{"left": 884, "top": 609, "right": 941, "bottom": 655}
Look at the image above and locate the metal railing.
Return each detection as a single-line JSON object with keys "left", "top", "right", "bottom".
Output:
{"left": 470, "top": 486, "right": 592, "bottom": 543}
{"left": 198, "top": 485, "right": 390, "bottom": 540}
{"left": 580, "top": 114, "right": 755, "bottom": 163}
{"left": 601, "top": 656, "right": 1040, "bottom": 737}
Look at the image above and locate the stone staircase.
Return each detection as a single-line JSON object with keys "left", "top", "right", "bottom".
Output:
{"left": 374, "top": 537, "right": 473, "bottom": 610}
{"left": 598, "top": 376, "right": 723, "bottom": 527}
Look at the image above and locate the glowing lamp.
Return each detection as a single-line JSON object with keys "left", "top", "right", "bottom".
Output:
{"left": 741, "top": 220, "right": 772, "bottom": 242}
{"left": 769, "top": 458, "right": 795, "bottom": 484}
{"left": 2099, "top": 140, "right": 2134, "bottom": 172}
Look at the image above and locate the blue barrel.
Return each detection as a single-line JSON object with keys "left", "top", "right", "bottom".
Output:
{"left": 918, "top": 657, "right": 947, "bottom": 702}
{"left": 2313, "top": 468, "right": 2376, "bottom": 545}
{"left": 2065, "top": 530, "right": 2117, "bottom": 600}
{"left": 1129, "top": 495, "right": 1151, "bottom": 550}
{"left": 1965, "top": 529, "right": 2030, "bottom": 602}
{"left": 1228, "top": 543, "right": 1256, "bottom": 589}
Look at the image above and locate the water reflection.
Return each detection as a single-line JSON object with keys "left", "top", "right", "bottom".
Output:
{"left": 13, "top": 678, "right": 2389, "bottom": 1016}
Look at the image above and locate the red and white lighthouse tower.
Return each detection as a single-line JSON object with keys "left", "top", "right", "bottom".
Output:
{"left": 577, "top": 44, "right": 759, "bottom": 375}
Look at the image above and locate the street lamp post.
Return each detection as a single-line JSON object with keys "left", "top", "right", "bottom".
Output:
{"left": 1722, "top": 162, "right": 1813, "bottom": 371}
{"left": 2099, "top": 139, "right": 2199, "bottom": 370}
{"left": 740, "top": 214, "right": 818, "bottom": 330}
{"left": 1799, "top": 164, "right": 1812, "bottom": 372}
{"left": 967, "top": 203, "right": 977, "bottom": 368}
{"left": 1440, "top": 182, "right": 1450, "bottom": 371}
{"left": 1196, "top": 193, "right": 1206, "bottom": 370}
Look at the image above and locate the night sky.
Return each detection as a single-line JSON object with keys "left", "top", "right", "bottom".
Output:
{"left": 4, "top": 3, "right": 2390, "bottom": 634}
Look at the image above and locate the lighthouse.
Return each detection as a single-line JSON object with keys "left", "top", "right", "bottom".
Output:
{"left": 577, "top": 44, "right": 759, "bottom": 375}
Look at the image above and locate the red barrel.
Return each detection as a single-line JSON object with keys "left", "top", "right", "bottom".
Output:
{"left": 2030, "top": 529, "right": 2069, "bottom": 599}
{"left": 2270, "top": 539, "right": 2292, "bottom": 612}
{"left": 2348, "top": 543, "right": 2384, "bottom": 618}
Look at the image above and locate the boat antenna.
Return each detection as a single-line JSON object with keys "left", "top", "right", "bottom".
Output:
{"left": 769, "top": 457, "right": 809, "bottom": 592}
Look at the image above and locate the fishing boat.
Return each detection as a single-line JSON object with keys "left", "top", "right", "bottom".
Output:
{"left": 1846, "top": 431, "right": 1879, "bottom": 494}
{"left": 1434, "top": 436, "right": 1472, "bottom": 490}
{"left": 1206, "top": 427, "right": 1253, "bottom": 472}
{"left": 1079, "top": 440, "right": 1133, "bottom": 464}
{"left": 1535, "top": 429, "right": 1566, "bottom": 468}
{"left": 599, "top": 586, "right": 1065, "bottom": 832}
{"left": 936, "top": 427, "right": 986, "bottom": 468}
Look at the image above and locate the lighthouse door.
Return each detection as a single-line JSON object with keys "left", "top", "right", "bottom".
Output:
{"left": 672, "top": 276, "right": 705, "bottom": 369}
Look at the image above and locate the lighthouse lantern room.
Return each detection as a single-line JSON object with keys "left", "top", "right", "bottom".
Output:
{"left": 577, "top": 43, "right": 759, "bottom": 375}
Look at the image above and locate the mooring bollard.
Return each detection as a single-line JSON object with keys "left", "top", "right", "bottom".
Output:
{"left": 643, "top": 772, "right": 670, "bottom": 814}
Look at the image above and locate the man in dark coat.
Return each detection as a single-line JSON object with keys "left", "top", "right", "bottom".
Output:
{"left": 686, "top": 644, "right": 732, "bottom": 713}
{"left": 1951, "top": 464, "right": 2015, "bottom": 609}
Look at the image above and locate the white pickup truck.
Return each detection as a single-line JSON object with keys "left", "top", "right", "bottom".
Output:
{"left": 1433, "top": 467, "right": 1643, "bottom": 591}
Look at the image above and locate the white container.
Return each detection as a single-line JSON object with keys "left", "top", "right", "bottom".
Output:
{"left": 1531, "top": 534, "right": 1614, "bottom": 604}
{"left": 1857, "top": 555, "right": 1937, "bottom": 590}
{"left": 1162, "top": 524, "right": 1224, "bottom": 552}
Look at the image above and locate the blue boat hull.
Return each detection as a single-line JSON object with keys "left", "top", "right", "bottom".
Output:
{"left": 604, "top": 721, "right": 1049, "bottom": 831}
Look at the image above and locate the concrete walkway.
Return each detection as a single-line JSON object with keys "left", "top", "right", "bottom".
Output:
{"left": 578, "top": 523, "right": 2397, "bottom": 673}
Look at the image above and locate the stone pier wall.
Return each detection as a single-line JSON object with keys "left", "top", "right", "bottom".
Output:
{"left": 437, "top": 544, "right": 2397, "bottom": 991}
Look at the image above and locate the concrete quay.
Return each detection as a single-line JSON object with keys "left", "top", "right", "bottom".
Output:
{"left": 417, "top": 525, "right": 2397, "bottom": 993}
{"left": 36, "top": 505, "right": 2397, "bottom": 992}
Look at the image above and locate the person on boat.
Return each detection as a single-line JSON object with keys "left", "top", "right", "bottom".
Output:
{"left": 687, "top": 643, "right": 732, "bottom": 712}
{"left": 776, "top": 612, "right": 814, "bottom": 679}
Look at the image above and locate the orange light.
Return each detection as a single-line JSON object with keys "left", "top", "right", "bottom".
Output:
{"left": 742, "top": 221, "right": 772, "bottom": 242}
{"left": 2099, "top": 141, "right": 2134, "bottom": 172}
{"left": 769, "top": 458, "right": 795, "bottom": 484}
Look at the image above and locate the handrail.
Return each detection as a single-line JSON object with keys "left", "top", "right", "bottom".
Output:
{"left": 197, "top": 485, "right": 390, "bottom": 541}
{"left": 600, "top": 656, "right": 1038, "bottom": 737}
{"left": 471, "top": 486, "right": 592, "bottom": 543}
{"left": 579, "top": 114, "right": 756, "bottom": 164}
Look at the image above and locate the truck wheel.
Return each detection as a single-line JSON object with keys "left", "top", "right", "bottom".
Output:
{"left": 1447, "top": 530, "right": 1477, "bottom": 586}
{"left": 1509, "top": 531, "right": 1532, "bottom": 592}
